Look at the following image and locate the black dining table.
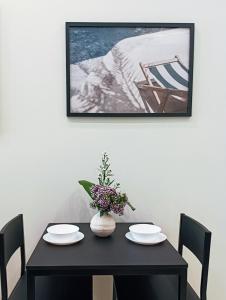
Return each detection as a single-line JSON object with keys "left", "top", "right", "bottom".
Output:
{"left": 26, "top": 223, "right": 188, "bottom": 300}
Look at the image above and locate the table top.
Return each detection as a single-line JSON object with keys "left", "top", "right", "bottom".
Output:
{"left": 27, "top": 223, "right": 187, "bottom": 274}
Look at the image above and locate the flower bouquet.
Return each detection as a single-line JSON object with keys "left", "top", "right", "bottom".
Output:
{"left": 79, "top": 153, "right": 135, "bottom": 237}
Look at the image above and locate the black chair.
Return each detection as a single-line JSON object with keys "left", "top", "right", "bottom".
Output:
{"left": 114, "top": 213, "right": 212, "bottom": 300}
{"left": 0, "top": 215, "right": 92, "bottom": 300}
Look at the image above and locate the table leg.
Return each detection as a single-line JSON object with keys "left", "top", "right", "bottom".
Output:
{"left": 178, "top": 268, "right": 187, "bottom": 300}
{"left": 112, "top": 279, "right": 117, "bottom": 300}
{"left": 27, "top": 271, "right": 35, "bottom": 300}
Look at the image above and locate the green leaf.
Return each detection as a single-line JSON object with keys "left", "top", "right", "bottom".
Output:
{"left": 127, "top": 201, "right": 136, "bottom": 211}
{"left": 78, "top": 180, "right": 95, "bottom": 198}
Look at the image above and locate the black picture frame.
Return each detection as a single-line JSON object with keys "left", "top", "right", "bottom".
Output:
{"left": 66, "top": 22, "right": 194, "bottom": 117}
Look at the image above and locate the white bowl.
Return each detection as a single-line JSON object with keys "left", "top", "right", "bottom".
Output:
{"left": 47, "top": 224, "right": 79, "bottom": 241}
{"left": 129, "top": 224, "right": 161, "bottom": 241}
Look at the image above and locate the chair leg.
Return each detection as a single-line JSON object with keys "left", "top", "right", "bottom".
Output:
{"left": 158, "top": 91, "right": 170, "bottom": 113}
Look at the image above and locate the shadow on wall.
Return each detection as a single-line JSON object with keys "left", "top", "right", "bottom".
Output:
{"left": 0, "top": 7, "right": 3, "bottom": 134}
{"left": 54, "top": 189, "right": 95, "bottom": 223}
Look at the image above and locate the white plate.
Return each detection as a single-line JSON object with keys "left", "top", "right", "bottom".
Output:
{"left": 125, "top": 232, "right": 167, "bottom": 245}
{"left": 47, "top": 224, "right": 79, "bottom": 235}
{"left": 43, "top": 232, "right": 84, "bottom": 245}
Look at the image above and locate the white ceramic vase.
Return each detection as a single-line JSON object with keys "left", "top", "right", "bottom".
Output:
{"left": 90, "top": 212, "right": 116, "bottom": 237}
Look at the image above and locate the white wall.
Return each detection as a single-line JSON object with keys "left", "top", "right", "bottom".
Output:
{"left": 0, "top": 0, "right": 226, "bottom": 299}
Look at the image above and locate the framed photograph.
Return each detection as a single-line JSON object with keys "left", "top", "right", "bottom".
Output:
{"left": 66, "top": 22, "right": 194, "bottom": 117}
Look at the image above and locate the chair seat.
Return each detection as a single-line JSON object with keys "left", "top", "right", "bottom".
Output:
{"left": 114, "top": 275, "right": 199, "bottom": 300}
{"left": 9, "top": 272, "right": 92, "bottom": 300}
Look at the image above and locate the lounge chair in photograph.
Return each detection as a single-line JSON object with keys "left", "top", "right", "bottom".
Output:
{"left": 135, "top": 56, "right": 189, "bottom": 113}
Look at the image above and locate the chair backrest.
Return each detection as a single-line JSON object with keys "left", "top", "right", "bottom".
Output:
{"left": 0, "top": 215, "right": 26, "bottom": 300}
{"left": 178, "top": 213, "right": 211, "bottom": 300}
{"left": 141, "top": 56, "right": 189, "bottom": 91}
